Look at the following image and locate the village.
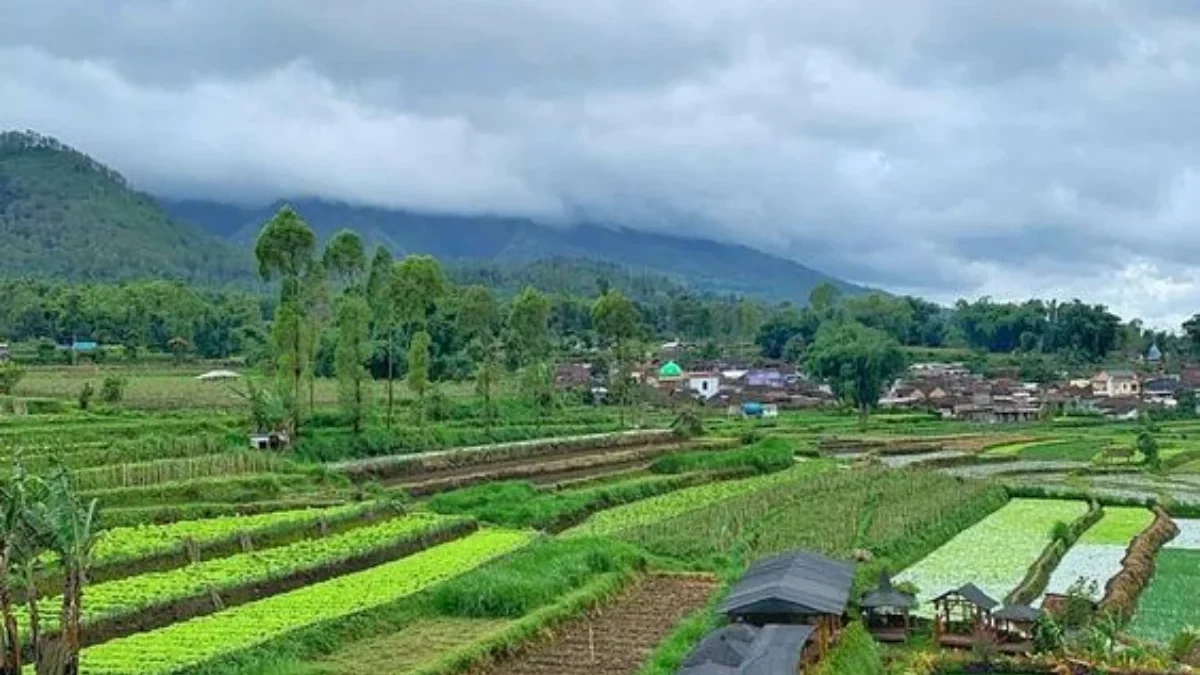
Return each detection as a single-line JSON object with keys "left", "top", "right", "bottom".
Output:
{"left": 552, "top": 341, "right": 1199, "bottom": 424}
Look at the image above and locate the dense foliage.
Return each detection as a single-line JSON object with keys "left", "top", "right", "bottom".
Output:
{"left": 0, "top": 131, "right": 248, "bottom": 282}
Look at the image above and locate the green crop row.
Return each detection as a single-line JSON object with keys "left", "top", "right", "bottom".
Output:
{"left": 648, "top": 436, "right": 795, "bottom": 475}
{"left": 69, "top": 452, "right": 287, "bottom": 492}
{"left": 28, "top": 513, "right": 471, "bottom": 633}
{"left": 91, "top": 502, "right": 375, "bottom": 566}
{"left": 427, "top": 472, "right": 722, "bottom": 531}
{"left": 563, "top": 460, "right": 836, "bottom": 538}
{"left": 68, "top": 529, "right": 534, "bottom": 675}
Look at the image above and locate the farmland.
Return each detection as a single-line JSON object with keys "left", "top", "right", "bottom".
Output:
{"left": 895, "top": 499, "right": 1089, "bottom": 608}
{"left": 4, "top": 362, "right": 1200, "bottom": 675}
{"left": 1042, "top": 507, "right": 1153, "bottom": 601}
{"left": 1128, "top": 519, "right": 1200, "bottom": 643}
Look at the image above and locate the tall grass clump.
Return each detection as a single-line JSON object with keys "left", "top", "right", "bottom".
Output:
{"left": 650, "top": 437, "right": 794, "bottom": 475}
{"left": 432, "top": 537, "right": 645, "bottom": 618}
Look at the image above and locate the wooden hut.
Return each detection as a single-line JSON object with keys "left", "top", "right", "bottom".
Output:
{"left": 718, "top": 551, "right": 855, "bottom": 658}
{"left": 676, "top": 623, "right": 817, "bottom": 675}
{"left": 860, "top": 571, "right": 916, "bottom": 642}
{"left": 993, "top": 604, "right": 1042, "bottom": 654}
{"left": 931, "top": 584, "right": 999, "bottom": 648}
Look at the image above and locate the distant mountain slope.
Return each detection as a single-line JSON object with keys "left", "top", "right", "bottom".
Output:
{"left": 167, "top": 197, "right": 871, "bottom": 303}
{"left": 0, "top": 132, "right": 249, "bottom": 282}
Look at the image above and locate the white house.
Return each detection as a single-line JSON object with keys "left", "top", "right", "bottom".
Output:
{"left": 687, "top": 372, "right": 721, "bottom": 400}
{"left": 1091, "top": 370, "right": 1140, "bottom": 398}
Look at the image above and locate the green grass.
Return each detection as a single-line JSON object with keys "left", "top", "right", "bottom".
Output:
{"left": 1078, "top": 507, "right": 1154, "bottom": 545}
{"left": 1128, "top": 549, "right": 1200, "bottom": 643}
{"left": 309, "top": 617, "right": 513, "bottom": 675}
{"left": 430, "top": 537, "right": 644, "bottom": 618}
{"left": 426, "top": 472, "right": 719, "bottom": 530}
{"left": 1018, "top": 438, "right": 1108, "bottom": 461}
{"left": 648, "top": 436, "right": 794, "bottom": 475}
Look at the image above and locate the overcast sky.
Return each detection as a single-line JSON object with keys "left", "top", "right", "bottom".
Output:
{"left": 3, "top": 1, "right": 1200, "bottom": 327}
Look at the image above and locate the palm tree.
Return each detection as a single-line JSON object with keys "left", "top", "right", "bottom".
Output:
{"left": 37, "top": 468, "right": 99, "bottom": 675}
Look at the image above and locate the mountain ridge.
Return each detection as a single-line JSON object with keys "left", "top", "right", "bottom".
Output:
{"left": 166, "top": 196, "right": 872, "bottom": 303}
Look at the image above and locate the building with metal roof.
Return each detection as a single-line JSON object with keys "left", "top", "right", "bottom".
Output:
{"left": 677, "top": 624, "right": 815, "bottom": 675}
{"left": 720, "top": 551, "right": 855, "bottom": 620}
{"left": 860, "top": 571, "right": 916, "bottom": 642}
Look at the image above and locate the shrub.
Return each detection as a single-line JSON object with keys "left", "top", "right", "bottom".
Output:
{"left": 810, "top": 623, "right": 882, "bottom": 675}
{"left": 0, "top": 363, "right": 25, "bottom": 394}
{"left": 650, "top": 437, "right": 794, "bottom": 475}
{"left": 100, "top": 375, "right": 128, "bottom": 404}
{"left": 79, "top": 381, "right": 95, "bottom": 410}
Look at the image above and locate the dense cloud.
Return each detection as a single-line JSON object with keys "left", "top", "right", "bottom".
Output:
{"left": 2, "top": 0, "right": 1200, "bottom": 326}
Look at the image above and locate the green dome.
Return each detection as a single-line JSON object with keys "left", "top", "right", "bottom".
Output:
{"left": 659, "top": 361, "right": 683, "bottom": 378}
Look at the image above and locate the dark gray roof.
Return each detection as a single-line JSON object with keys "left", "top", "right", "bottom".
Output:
{"left": 861, "top": 571, "right": 916, "bottom": 610}
{"left": 1145, "top": 378, "right": 1180, "bottom": 394}
{"left": 931, "top": 583, "right": 999, "bottom": 611}
{"left": 678, "top": 624, "right": 814, "bottom": 675}
{"left": 719, "top": 551, "right": 856, "bottom": 618}
{"left": 993, "top": 604, "right": 1042, "bottom": 622}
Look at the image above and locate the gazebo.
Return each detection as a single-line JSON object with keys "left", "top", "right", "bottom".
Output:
{"left": 860, "top": 571, "right": 916, "bottom": 642}
{"left": 993, "top": 604, "right": 1042, "bottom": 654}
{"left": 931, "top": 584, "right": 998, "bottom": 648}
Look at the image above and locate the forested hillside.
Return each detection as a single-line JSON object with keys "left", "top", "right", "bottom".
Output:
{"left": 166, "top": 197, "right": 870, "bottom": 302}
{"left": 0, "top": 131, "right": 250, "bottom": 282}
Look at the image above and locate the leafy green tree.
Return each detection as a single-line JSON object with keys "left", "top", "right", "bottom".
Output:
{"left": 507, "top": 287, "right": 551, "bottom": 368}
{"left": 1138, "top": 428, "right": 1160, "bottom": 469}
{"left": 167, "top": 336, "right": 190, "bottom": 366}
{"left": 782, "top": 334, "right": 806, "bottom": 364}
{"left": 335, "top": 294, "right": 372, "bottom": 434}
{"left": 1184, "top": 314, "right": 1200, "bottom": 356}
{"left": 592, "top": 290, "right": 639, "bottom": 347}
{"left": 806, "top": 321, "right": 905, "bottom": 423}
{"left": 37, "top": 467, "right": 100, "bottom": 675}
{"left": 474, "top": 340, "right": 503, "bottom": 429}
{"left": 386, "top": 256, "right": 445, "bottom": 427}
{"left": 457, "top": 285, "right": 500, "bottom": 345}
{"left": 254, "top": 205, "right": 316, "bottom": 302}
{"left": 519, "top": 360, "right": 556, "bottom": 418}
{"left": 254, "top": 206, "right": 316, "bottom": 429}
{"left": 1176, "top": 388, "right": 1197, "bottom": 418}
{"left": 322, "top": 229, "right": 367, "bottom": 287}
{"left": 300, "top": 261, "right": 332, "bottom": 414}
{"left": 808, "top": 282, "right": 843, "bottom": 317}
{"left": 407, "top": 330, "right": 432, "bottom": 427}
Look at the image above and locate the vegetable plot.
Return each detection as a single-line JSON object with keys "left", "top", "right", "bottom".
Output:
{"left": 1128, "top": 518, "right": 1200, "bottom": 643}
{"left": 72, "top": 528, "right": 533, "bottom": 675}
{"left": 1042, "top": 507, "right": 1153, "bottom": 601}
{"left": 896, "top": 499, "right": 1087, "bottom": 610}
{"left": 23, "top": 512, "right": 469, "bottom": 632}
{"left": 562, "top": 462, "right": 834, "bottom": 538}
{"left": 90, "top": 502, "right": 374, "bottom": 566}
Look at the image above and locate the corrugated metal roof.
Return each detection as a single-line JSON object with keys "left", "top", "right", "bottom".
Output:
{"left": 719, "top": 551, "right": 855, "bottom": 617}
{"left": 678, "top": 624, "right": 813, "bottom": 675}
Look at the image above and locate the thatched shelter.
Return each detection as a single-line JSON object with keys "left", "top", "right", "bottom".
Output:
{"left": 860, "top": 571, "right": 916, "bottom": 642}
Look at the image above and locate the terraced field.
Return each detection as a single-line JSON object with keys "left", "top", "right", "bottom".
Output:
{"left": 1129, "top": 519, "right": 1200, "bottom": 643}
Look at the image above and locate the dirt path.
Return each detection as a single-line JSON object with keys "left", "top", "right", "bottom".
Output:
{"left": 480, "top": 575, "right": 717, "bottom": 675}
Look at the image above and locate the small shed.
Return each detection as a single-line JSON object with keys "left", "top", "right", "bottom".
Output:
{"left": 719, "top": 551, "right": 855, "bottom": 657}
{"left": 860, "top": 571, "right": 916, "bottom": 642}
{"left": 249, "top": 431, "right": 290, "bottom": 451}
{"left": 677, "top": 623, "right": 816, "bottom": 675}
{"left": 931, "top": 584, "right": 999, "bottom": 648}
{"left": 993, "top": 604, "right": 1041, "bottom": 654}
{"left": 0, "top": 343, "right": 9, "bottom": 363}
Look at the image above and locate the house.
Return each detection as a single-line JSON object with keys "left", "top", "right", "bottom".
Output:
{"left": 1145, "top": 342, "right": 1163, "bottom": 364}
{"left": 953, "top": 403, "right": 1040, "bottom": 424}
{"left": 860, "top": 571, "right": 916, "bottom": 642}
{"left": 688, "top": 372, "right": 721, "bottom": 400}
{"left": 554, "top": 362, "right": 592, "bottom": 390}
{"left": 677, "top": 623, "right": 817, "bottom": 675}
{"left": 1091, "top": 370, "right": 1139, "bottom": 397}
{"left": 746, "top": 370, "right": 786, "bottom": 389}
{"left": 1095, "top": 397, "right": 1140, "bottom": 420}
{"left": 0, "top": 343, "right": 9, "bottom": 363}
{"left": 931, "top": 583, "right": 999, "bottom": 648}
{"left": 718, "top": 551, "right": 855, "bottom": 657}
{"left": 1143, "top": 377, "right": 1180, "bottom": 403}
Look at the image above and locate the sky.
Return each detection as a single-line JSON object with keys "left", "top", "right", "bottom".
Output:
{"left": 2, "top": 0, "right": 1200, "bottom": 328}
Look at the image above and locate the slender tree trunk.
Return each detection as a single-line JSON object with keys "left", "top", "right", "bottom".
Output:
{"left": 386, "top": 327, "right": 395, "bottom": 430}
{"left": 0, "top": 548, "right": 20, "bottom": 675}
{"left": 24, "top": 564, "right": 40, "bottom": 664}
